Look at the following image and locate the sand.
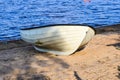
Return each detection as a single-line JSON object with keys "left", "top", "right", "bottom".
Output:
{"left": 0, "top": 24, "right": 120, "bottom": 80}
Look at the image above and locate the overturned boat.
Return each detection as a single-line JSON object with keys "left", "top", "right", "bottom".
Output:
{"left": 20, "top": 24, "right": 96, "bottom": 55}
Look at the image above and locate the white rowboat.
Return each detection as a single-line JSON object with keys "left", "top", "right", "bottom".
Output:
{"left": 20, "top": 24, "right": 95, "bottom": 55}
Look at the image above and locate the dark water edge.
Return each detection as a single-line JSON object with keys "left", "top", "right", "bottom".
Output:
{"left": 95, "top": 24, "right": 120, "bottom": 34}
{"left": 0, "top": 0, "right": 120, "bottom": 41}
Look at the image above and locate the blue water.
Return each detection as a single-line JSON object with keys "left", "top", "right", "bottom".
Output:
{"left": 0, "top": 0, "right": 120, "bottom": 41}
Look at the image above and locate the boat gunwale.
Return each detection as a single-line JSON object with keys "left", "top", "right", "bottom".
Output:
{"left": 20, "top": 24, "right": 96, "bottom": 34}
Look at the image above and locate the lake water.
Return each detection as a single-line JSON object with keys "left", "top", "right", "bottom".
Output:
{"left": 0, "top": 0, "right": 120, "bottom": 41}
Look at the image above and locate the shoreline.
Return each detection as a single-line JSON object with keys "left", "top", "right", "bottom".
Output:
{"left": 0, "top": 24, "right": 120, "bottom": 50}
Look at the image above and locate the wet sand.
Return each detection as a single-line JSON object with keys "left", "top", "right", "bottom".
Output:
{"left": 0, "top": 24, "right": 120, "bottom": 80}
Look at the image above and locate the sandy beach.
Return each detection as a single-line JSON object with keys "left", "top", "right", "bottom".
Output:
{"left": 0, "top": 24, "right": 120, "bottom": 80}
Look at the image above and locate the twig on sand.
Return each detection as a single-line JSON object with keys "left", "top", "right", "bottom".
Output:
{"left": 115, "top": 43, "right": 120, "bottom": 50}
{"left": 74, "top": 71, "right": 82, "bottom": 80}
{"left": 115, "top": 46, "right": 120, "bottom": 50}
{"left": 117, "top": 66, "right": 120, "bottom": 79}
{"left": 118, "top": 66, "right": 120, "bottom": 71}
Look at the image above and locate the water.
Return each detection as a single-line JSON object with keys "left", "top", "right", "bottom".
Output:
{"left": 0, "top": 0, "right": 120, "bottom": 41}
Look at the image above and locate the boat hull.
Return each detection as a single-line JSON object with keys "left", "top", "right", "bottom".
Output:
{"left": 20, "top": 25, "right": 95, "bottom": 55}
